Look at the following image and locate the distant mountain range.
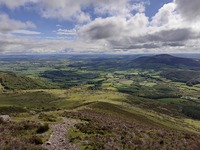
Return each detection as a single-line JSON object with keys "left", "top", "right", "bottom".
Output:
{"left": 133, "top": 54, "right": 200, "bottom": 70}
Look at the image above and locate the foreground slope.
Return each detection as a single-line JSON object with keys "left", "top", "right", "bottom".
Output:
{"left": 64, "top": 102, "right": 200, "bottom": 150}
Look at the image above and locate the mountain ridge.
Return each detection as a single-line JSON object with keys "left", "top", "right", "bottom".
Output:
{"left": 133, "top": 54, "right": 200, "bottom": 69}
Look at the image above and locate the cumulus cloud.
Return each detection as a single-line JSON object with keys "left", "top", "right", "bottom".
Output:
{"left": 38, "top": 0, "right": 149, "bottom": 22}
{"left": 37, "top": 0, "right": 90, "bottom": 23}
{"left": 55, "top": 29, "right": 77, "bottom": 36}
{"left": 79, "top": 17, "right": 124, "bottom": 40}
{"left": 0, "top": 13, "right": 36, "bottom": 34}
{"left": 0, "top": 0, "right": 148, "bottom": 22}
{"left": 12, "top": 30, "right": 41, "bottom": 35}
{"left": 77, "top": 1, "right": 200, "bottom": 52}
{"left": 0, "top": 0, "right": 200, "bottom": 54}
{"left": 79, "top": 13, "right": 148, "bottom": 41}
{"left": 109, "top": 27, "right": 200, "bottom": 51}
{"left": 151, "top": 3, "right": 178, "bottom": 27}
{"left": 138, "top": 28, "right": 198, "bottom": 43}
{"left": 175, "top": 0, "right": 200, "bottom": 21}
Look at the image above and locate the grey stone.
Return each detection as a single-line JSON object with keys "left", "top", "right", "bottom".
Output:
{"left": 0, "top": 115, "right": 11, "bottom": 123}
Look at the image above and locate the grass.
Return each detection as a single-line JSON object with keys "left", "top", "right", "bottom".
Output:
{"left": 8, "top": 87, "right": 199, "bottom": 134}
{"left": 0, "top": 83, "right": 4, "bottom": 92}
{"left": 0, "top": 71, "right": 54, "bottom": 90}
{"left": 67, "top": 126, "right": 86, "bottom": 150}
{"left": 1, "top": 84, "right": 200, "bottom": 134}
{"left": 0, "top": 119, "right": 47, "bottom": 150}
{"left": 120, "top": 96, "right": 200, "bottom": 134}
{"left": 161, "top": 70, "right": 200, "bottom": 86}
{"left": 158, "top": 98, "right": 184, "bottom": 104}
{"left": 36, "top": 123, "right": 49, "bottom": 134}
{"left": 48, "top": 86, "right": 129, "bottom": 109}
{"left": 63, "top": 102, "right": 200, "bottom": 149}
{"left": 118, "top": 79, "right": 133, "bottom": 85}
{"left": 38, "top": 113, "right": 58, "bottom": 122}
{"left": 0, "top": 86, "right": 128, "bottom": 113}
{"left": 0, "top": 106, "right": 27, "bottom": 115}
{"left": 139, "top": 81, "right": 157, "bottom": 87}
{"left": 0, "top": 90, "right": 60, "bottom": 111}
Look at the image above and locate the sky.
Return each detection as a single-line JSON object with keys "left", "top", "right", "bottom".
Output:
{"left": 0, "top": 0, "right": 200, "bottom": 54}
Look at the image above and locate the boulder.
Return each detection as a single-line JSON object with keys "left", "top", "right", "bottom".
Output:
{"left": 0, "top": 115, "right": 11, "bottom": 123}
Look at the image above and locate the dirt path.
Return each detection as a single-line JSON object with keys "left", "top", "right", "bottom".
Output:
{"left": 42, "top": 118, "right": 78, "bottom": 150}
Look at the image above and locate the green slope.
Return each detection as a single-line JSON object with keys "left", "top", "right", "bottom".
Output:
{"left": 161, "top": 70, "right": 200, "bottom": 86}
{"left": 0, "top": 71, "right": 54, "bottom": 90}
{"left": 64, "top": 102, "right": 200, "bottom": 150}
{"left": 133, "top": 54, "right": 200, "bottom": 69}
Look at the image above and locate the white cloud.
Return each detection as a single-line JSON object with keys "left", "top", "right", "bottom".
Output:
{"left": 0, "top": 13, "right": 36, "bottom": 33}
{"left": 77, "top": 1, "right": 200, "bottom": 53}
{"left": 12, "top": 30, "right": 41, "bottom": 35}
{"left": 38, "top": 0, "right": 90, "bottom": 23}
{"left": 0, "top": 0, "right": 148, "bottom": 22}
{"left": 55, "top": 29, "right": 77, "bottom": 36}
{"left": 0, "top": 0, "right": 200, "bottom": 54}
{"left": 79, "top": 13, "right": 148, "bottom": 41}
{"left": 0, "top": 0, "right": 37, "bottom": 9}
{"left": 151, "top": 3, "right": 178, "bottom": 27}
{"left": 0, "top": 33, "right": 107, "bottom": 54}
{"left": 79, "top": 17, "right": 125, "bottom": 41}
{"left": 38, "top": 0, "right": 142, "bottom": 22}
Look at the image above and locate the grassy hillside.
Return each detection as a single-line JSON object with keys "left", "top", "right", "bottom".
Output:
{"left": 0, "top": 120, "right": 47, "bottom": 150}
{"left": 1, "top": 86, "right": 200, "bottom": 149}
{"left": 133, "top": 54, "right": 200, "bottom": 70}
{"left": 0, "top": 90, "right": 61, "bottom": 112}
{"left": 161, "top": 70, "right": 200, "bottom": 86}
{"left": 0, "top": 71, "right": 55, "bottom": 90}
{"left": 64, "top": 102, "right": 200, "bottom": 150}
